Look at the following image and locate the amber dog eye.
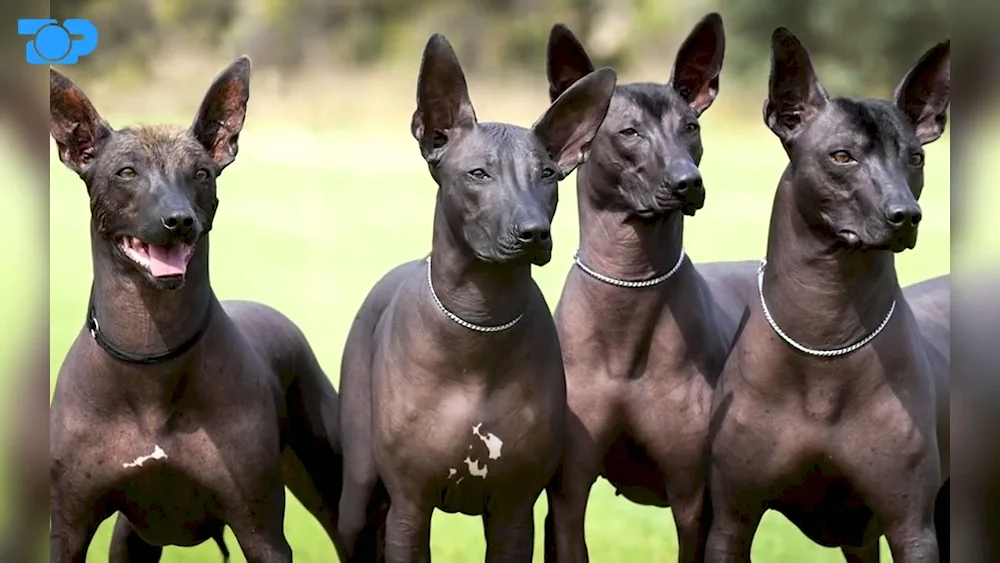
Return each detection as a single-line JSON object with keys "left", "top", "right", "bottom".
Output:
{"left": 468, "top": 168, "right": 489, "bottom": 180}
{"left": 909, "top": 153, "right": 924, "bottom": 167}
{"left": 117, "top": 167, "right": 137, "bottom": 179}
{"left": 830, "top": 151, "right": 854, "bottom": 164}
{"left": 618, "top": 128, "right": 638, "bottom": 137}
{"left": 195, "top": 169, "right": 210, "bottom": 181}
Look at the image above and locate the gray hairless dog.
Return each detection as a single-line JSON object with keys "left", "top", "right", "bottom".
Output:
{"left": 541, "top": 14, "right": 758, "bottom": 563}
{"left": 337, "top": 34, "right": 616, "bottom": 562}
{"left": 49, "top": 59, "right": 348, "bottom": 562}
{"left": 705, "top": 28, "right": 950, "bottom": 563}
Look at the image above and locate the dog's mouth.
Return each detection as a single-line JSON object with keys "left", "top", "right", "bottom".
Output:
{"left": 837, "top": 229, "right": 917, "bottom": 253}
{"left": 634, "top": 207, "right": 664, "bottom": 219}
{"left": 680, "top": 200, "right": 703, "bottom": 217}
{"left": 490, "top": 239, "right": 552, "bottom": 266}
{"left": 119, "top": 237, "right": 196, "bottom": 278}
{"left": 838, "top": 230, "right": 862, "bottom": 249}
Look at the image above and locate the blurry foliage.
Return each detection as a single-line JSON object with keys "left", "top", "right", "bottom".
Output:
{"left": 58, "top": 0, "right": 948, "bottom": 93}
{"left": 717, "top": 0, "right": 949, "bottom": 96}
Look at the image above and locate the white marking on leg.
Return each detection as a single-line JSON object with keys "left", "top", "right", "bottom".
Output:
{"left": 456, "top": 477, "right": 464, "bottom": 485}
{"left": 464, "top": 456, "right": 488, "bottom": 478}
{"left": 472, "top": 423, "right": 503, "bottom": 460}
{"left": 123, "top": 445, "right": 168, "bottom": 468}
{"left": 448, "top": 468, "right": 457, "bottom": 479}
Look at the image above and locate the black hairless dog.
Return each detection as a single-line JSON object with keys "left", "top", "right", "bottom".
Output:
{"left": 542, "top": 14, "right": 757, "bottom": 563}
{"left": 337, "top": 34, "right": 616, "bottom": 562}
{"left": 49, "top": 59, "right": 348, "bottom": 562}
{"left": 705, "top": 28, "right": 950, "bottom": 563}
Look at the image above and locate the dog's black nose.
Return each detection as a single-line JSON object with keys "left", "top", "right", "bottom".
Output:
{"left": 667, "top": 172, "right": 703, "bottom": 195}
{"left": 161, "top": 211, "right": 196, "bottom": 233}
{"left": 885, "top": 203, "right": 922, "bottom": 228}
{"left": 515, "top": 221, "right": 551, "bottom": 245}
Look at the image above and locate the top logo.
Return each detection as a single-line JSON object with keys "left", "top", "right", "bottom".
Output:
{"left": 18, "top": 19, "right": 98, "bottom": 64}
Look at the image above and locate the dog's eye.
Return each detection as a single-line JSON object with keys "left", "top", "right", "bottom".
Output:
{"left": 618, "top": 128, "right": 639, "bottom": 137}
{"left": 830, "top": 151, "right": 855, "bottom": 164}
{"left": 468, "top": 168, "right": 489, "bottom": 180}
{"left": 116, "top": 167, "right": 137, "bottom": 179}
{"left": 195, "top": 169, "right": 210, "bottom": 181}
{"left": 909, "top": 153, "right": 925, "bottom": 167}
{"left": 683, "top": 122, "right": 699, "bottom": 134}
{"left": 541, "top": 168, "right": 556, "bottom": 180}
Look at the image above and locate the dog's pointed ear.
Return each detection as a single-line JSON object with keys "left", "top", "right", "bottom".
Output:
{"left": 532, "top": 67, "right": 617, "bottom": 178}
{"left": 669, "top": 12, "right": 725, "bottom": 115}
{"left": 190, "top": 56, "right": 251, "bottom": 172}
{"left": 547, "top": 23, "right": 596, "bottom": 103}
{"left": 411, "top": 34, "right": 477, "bottom": 163}
{"left": 894, "top": 40, "right": 950, "bottom": 145}
{"left": 50, "top": 68, "right": 112, "bottom": 176}
{"left": 763, "top": 27, "right": 829, "bottom": 144}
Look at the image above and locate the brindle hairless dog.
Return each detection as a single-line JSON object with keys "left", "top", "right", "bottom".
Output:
{"left": 337, "top": 34, "right": 617, "bottom": 562}
{"left": 542, "top": 13, "right": 759, "bottom": 563}
{"left": 705, "top": 29, "right": 950, "bottom": 563}
{"left": 49, "top": 59, "right": 349, "bottom": 562}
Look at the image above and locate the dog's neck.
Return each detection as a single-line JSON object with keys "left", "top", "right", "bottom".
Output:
{"left": 762, "top": 170, "right": 900, "bottom": 351}
{"left": 89, "top": 231, "right": 215, "bottom": 359}
{"left": 576, "top": 167, "right": 686, "bottom": 283}
{"left": 428, "top": 204, "right": 532, "bottom": 328}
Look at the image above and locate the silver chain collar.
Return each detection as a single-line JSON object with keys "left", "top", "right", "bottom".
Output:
{"left": 425, "top": 257, "right": 523, "bottom": 333}
{"left": 573, "top": 247, "right": 686, "bottom": 288}
{"left": 757, "top": 258, "right": 896, "bottom": 357}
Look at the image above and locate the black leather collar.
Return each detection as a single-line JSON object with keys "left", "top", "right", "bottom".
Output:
{"left": 86, "top": 288, "right": 214, "bottom": 365}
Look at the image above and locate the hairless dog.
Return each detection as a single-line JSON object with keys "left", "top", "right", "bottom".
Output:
{"left": 542, "top": 13, "right": 759, "bottom": 563}
{"left": 337, "top": 34, "right": 617, "bottom": 562}
{"left": 49, "top": 59, "right": 349, "bottom": 562}
{"left": 705, "top": 28, "right": 950, "bottom": 563}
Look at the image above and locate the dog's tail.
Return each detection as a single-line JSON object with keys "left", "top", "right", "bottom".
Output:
{"left": 212, "top": 528, "right": 230, "bottom": 561}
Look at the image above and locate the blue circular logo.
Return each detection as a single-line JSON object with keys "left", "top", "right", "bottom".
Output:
{"left": 34, "top": 24, "right": 72, "bottom": 62}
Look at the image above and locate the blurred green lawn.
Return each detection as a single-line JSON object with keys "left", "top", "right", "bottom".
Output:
{"left": 49, "top": 98, "right": 949, "bottom": 561}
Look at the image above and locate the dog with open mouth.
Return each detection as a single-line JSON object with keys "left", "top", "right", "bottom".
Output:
{"left": 49, "top": 59, "right": 353, "bottom": 561}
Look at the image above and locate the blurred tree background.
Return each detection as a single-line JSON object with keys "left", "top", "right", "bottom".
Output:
{"left": 53, "top": 0, "right": 947, "bottom": 97}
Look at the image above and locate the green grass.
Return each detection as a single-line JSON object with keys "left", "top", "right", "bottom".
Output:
{"left": 49, "top": 105, "right": 949, "bottom": 562}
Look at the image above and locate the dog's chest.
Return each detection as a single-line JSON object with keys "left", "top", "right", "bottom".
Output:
{"left": 381, "top": 381, "right": 561, "bottom": 513}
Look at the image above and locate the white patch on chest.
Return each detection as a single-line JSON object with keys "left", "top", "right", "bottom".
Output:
{"left": 122, "top": 445, "right": 168, "bottom": 468}
{"left": 472, "top": 423, "right": 503, "bottom": 460}
{"left": 464, "top": 456, "right": 489, "bottom": 478}
{"left": 448, "top": 468, "right": 457, "bottom": 479}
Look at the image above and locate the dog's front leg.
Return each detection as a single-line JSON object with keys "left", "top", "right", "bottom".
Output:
{"left": 383, "top": 495, "right": 432, "bottom": 563}
{"left": 883, "top": 520, "right": 939, "bottom": 563}
{"left": 484, "top": 501, "right": 535, "bottom": 563}
{"left": 703, "top": 470, "right": 763, "bottom": 563}
{"left": 109, "top": 513, "right": 163, "bottom": 562}
{"left": 669, "top": 483, "right": 710, "bottom": 563}
{"left": 49, "top": 496, "right": 107, "bottom": 563}
{"left": 227, "top": 486, "right": 292, "bottom": 563}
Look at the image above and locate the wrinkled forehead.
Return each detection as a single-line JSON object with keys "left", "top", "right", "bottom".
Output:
{"left": 606, "top": 83, "right": 691, "bottom": 123}
{"left": 446, "top": 122, "right": 546, "bottom": 166}
{"left": 105, "top": 125, "right": 208, "bottom": 169}
{"left": 811, "top": 98, "right": 919, "bottom": 151}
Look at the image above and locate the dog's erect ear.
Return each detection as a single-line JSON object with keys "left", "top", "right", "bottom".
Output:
{"left": 411, "top": 34, "right": 477, "bottom": 163}
{"left": 669, "top": 12, "right": 725, "bottom": 115}
{"left": 763, "top": 27, "right": 829, "bottom": 144}
{"left": 894, "top": 40, "right": 950, "bottom": 145}
{"left": 190, "top": 56, "right": 251, "bottom": 172}
{"left": 546, "top": 24, "right": 596, "bottom": 103}
{"left": 50, "top": 68, "right": 112, "bottom": 176}
{"left": 532, "top": 67, "right": 617, "bottom": 178}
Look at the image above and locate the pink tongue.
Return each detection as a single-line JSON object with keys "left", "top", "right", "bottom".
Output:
{"left": 147, "top": 245, "right": 188, "bottom": 277}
